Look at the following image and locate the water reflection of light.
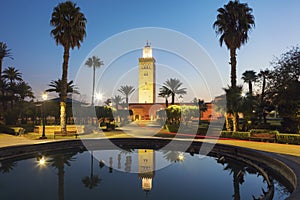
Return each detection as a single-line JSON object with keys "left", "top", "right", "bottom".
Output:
{"left": 37, "top": 156, "right": 47, "bottom": 167}
{"left": 177, "top": 153, "right": 185, "bottom": 162}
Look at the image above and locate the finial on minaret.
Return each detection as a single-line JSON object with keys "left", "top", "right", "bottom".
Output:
{"left": 143, "top": 41, "right": 152, "bottom": 58}
{"left": 146, "top": 40, "right": 150, "bottom": 47}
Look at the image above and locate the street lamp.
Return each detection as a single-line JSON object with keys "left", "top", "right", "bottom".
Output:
{"left": 40, "top": 92, "right": 48, "bottom": 139}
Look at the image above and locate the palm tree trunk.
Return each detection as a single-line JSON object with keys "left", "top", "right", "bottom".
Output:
{"left": 233, "top": 170, "right": 241, "bottom": 200}
{"left": 165, "top": 98, "right": 168, "bottom": 108}
{"left": 171, "top": 93, "right": 175, "bottom": 105}
{"left": 0, "top": 58, "right": 2, "bottom": 77}
{"left": 230, "top": 48, "right": 237, "bottom": 88}
{"left": 92, "top": 66, "right": 95, "bottom": 106}
{"left": 232, "top": 112, "right": 239, "bottom": 132}
{"left": 60, "top": 46, "right": 69, "bottom": 134}
{"left": 225, "top": 112, "right": 230, "bottom": 131}
{"left": 249, "top": 81, "right": 253, "bottom": 96}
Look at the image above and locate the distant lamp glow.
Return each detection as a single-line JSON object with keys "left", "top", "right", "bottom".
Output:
{"left": 42, "top": 92, "right": 48, "bottom": 101}
{"left": 95, "top": 93, "right": 103, "bottom": 101}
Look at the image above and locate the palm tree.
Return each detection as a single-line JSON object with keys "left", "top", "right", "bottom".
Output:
{"left": 242, "top": 70, "right": 257, "bottom": 96}
{"left": 2, "top": 67, "right": 22, "bottom": 85}
{"left": 15, "top": 81, "right": 34, "bottom": 100}
{"left": 224, "top": 86, "right": 243, "bottom": 131}
{"left": 118, "top": 85, "right": 135, "bottom": 105}
{"left": 258, "top": 69, "right": 270, "bottom": 124}
{"left": 46, "top": 79, "right": 79, "bottom": 98}
{"left": 0, "top": 42, "right": 13, "bottom": 77}
{"left": 50, "top": 1, "right": 87, "bottom": 133}
{"left": 163, "top": 78, "right": 187, "bottom": 105}
{"left": 158, "top": 86, "right": 171, "bottom": 107}
{"left": 85, "top": 56, "right": 104, "bottom": 106}
{"left": 111, "top": 95, "right": 124, "bottom": 111}
{"left": 213, "top": 0, "right": 255, "bottom": 88}
{"left": 197, "top": 99, "right": 208, "bottom": 119}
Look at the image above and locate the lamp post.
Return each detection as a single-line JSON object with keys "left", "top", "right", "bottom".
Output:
{"left": 40, "top": 92, "right": 48, "bottom": 139}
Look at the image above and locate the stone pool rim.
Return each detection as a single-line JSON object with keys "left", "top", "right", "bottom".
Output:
{"left": 0, "top": 138, "right": 299, "bottom": 200}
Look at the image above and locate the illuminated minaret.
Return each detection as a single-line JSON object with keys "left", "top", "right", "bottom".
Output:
{"left": 138, "top": 149, "right": 155, "bottom": 192}
{"left": 138, "top": 41, "right": 156, "bottom": 103}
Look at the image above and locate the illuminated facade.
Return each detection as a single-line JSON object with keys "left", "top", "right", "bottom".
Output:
{"left": 138, "top": 42, "right": 156, "bottom": 104}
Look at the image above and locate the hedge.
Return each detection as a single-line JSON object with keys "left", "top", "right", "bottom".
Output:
{"left": 220, "top": 131, "right": 250, "bottom": 140}
{"left": 276, "top": 134, "right": 300, "bottom": 145}
{"left": 249, "top": 129, "right": 279, "bottom": 135}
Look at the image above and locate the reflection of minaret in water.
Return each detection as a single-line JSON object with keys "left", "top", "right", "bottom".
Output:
{"left": 117, "top": 154, "right": 121, "bottom": 169}
{"left": 125, "top": 156, "right": 132, "bottom": 173}
{"left": 138, "top": 149, "right": 155, "bottom": 192}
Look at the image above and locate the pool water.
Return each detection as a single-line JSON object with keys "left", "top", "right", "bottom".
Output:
{"left": 0, "top": 149, "right": 290, "bottom": 200}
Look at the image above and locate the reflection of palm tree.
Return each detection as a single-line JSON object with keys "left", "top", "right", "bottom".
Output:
{"left": 82, "top": 151, "right": 100, "bottom": 189}
{"left": 0, "top": 161, "right": 17, "bottom": 174}
{"left": 223, "top": 160, "right": 247, "bottom": 200}
{"left": 85, "top": 56, "right": 104, "bottom": 106}
{"left": 50, "top": 152, "right": 77, "bottom": 200}
{"left": 163, "top": 78, "right": 187, "bottom": 105}
{"left": 162, "top": 151, "right": 184, "bottom": 163}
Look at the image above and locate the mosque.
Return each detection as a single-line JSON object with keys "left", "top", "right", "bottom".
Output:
{"left": 128, "top": 42, "right": 215, "bottom": 121}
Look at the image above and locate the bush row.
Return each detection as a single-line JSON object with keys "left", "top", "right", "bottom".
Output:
{"left": 220, "top": 130, "right": 300, "bottom": 145}
{"left": 249, "top": 129, "right": 279, "bottom": 135}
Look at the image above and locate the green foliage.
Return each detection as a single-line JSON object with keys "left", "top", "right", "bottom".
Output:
{"left": 220, "top": 131, "right": 250, "bottom": 140}
{"left": 166, "top": 124, "right": 180, "bottom": 133}
{"left": 276, "top": 133, "right": 300, "bottom": 145}
{"left": 249, "top": 129, "right": 279, "bottom": 135}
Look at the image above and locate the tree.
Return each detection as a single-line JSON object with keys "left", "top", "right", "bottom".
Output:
{"left": 241, "top": 70, "right": 257, "bottom": 96}
{"left": 258, "top": 69, "right": 271, "bottom": 124}
{"left": 2, "top": 67, "right": 22, "bottom": 85}
{"left": 85, "top": 56, "right": 104, "bottom": 106}
{"left": 213, "top": 0, "right": 255, "bottom": 88}
{"left": 82, "top": 151, "right": 101, "bottom": 189}
{"left": 0, "top": 42, "right": 13, "bottom": 77}
{"left": 117, "top": 85, "right": 135, "bottom": 105}
{"left": 50, "top": 1, "right": 87, "bottom": 133}
{"left": 15, "top": 81, "right": 34, "bottom": 100}
{"left": 46, "top": 79, "right": 79, "bottom": 98}
{"left": 197, "top": 99, "right": 208, "bottom": 119}
{"left": 111, "top": 95, "right": 124, "bottom": 111}
{"left": 224, "top": 86, "right": 243, "bottom": 131}
{"left": 268, "top": 46, "right": 300, "bottom": 133}
{"left": 163, "top": 78, "right": 187, "bottom": 105}
{"left": 158, "top": 86, "right": 171, "bottom": 107}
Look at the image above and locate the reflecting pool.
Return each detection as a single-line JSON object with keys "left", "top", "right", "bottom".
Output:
{"left": 0, "top": 149, "right": 290, "bottom": 200}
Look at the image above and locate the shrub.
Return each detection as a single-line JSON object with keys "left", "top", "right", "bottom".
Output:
{"left": 250, "top": 129, "right": 279, "bottom": 135}
{"left": 166, "top": 124, "right": 179, "bottom": 133}
{"left": 276, "top": 133, "right": 300, "bottom": 145}
{"left": 220, "top": 131, "right": 250, "bottom": 140}
{"left": 0, "top": 125, "right": 15, "bottom": 135}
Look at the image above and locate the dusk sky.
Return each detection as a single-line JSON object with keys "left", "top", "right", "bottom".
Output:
{"left": 1, "top": 0, "right": 300, "bottom": 102}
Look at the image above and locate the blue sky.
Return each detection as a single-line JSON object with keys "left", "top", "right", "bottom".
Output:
{"left": 1, "top": 0, "right": 300, "bottom": 102}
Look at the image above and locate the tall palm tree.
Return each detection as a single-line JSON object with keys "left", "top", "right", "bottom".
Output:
{"left": 163, "top": 78, "right": 187, "bottom": 105}
{"left": 111, "top": 95, "right": 124, "bottom": 111}
{"left": 197, "top": 99, "right": 208, "bottom": 119}
{"left": 213, "top": 0, "right": 255, "bottom": 88}
{"left": 158, "top": 86, "right": 171, "bottom": 107}
{"left": 258, "top": 69, "right": 270, "bottom": 124}
{"left": 46, "top": 79, "right": 79, "bottom": 98}
{"left": 85, "top": 56, "right": 104, "bottom": 106}
{"left": 15, "top": 81, "right": 34, "bottom": 100}
{"left": 50, "top": 1, "right": 87, "bottom": 133}
{"left": 242, "top": 70, "right": 257, "bottom": 96}
{"left": 118, "top": 85, "right": 135, "bottom": 105}
{"left": 0, "top": 42, "right": 13, "bottom": 77}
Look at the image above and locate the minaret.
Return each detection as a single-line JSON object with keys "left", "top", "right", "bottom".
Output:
{"left": 138, "top": 41, "right": 156, "bottom": 103}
